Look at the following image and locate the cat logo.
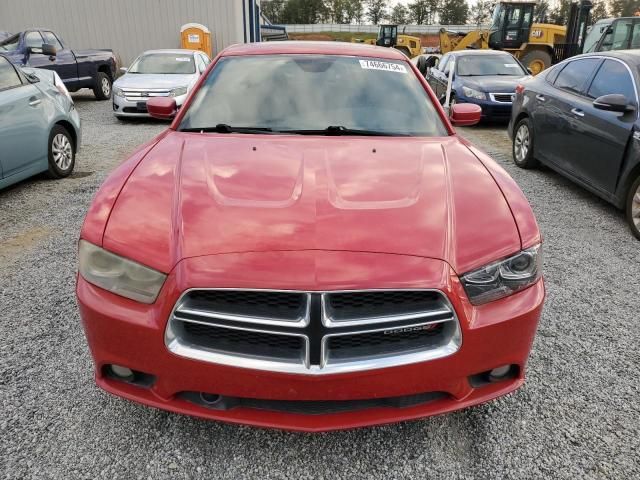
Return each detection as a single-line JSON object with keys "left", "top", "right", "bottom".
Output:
{"left": 531, "top": 29, "right": 543, "bottom": 38}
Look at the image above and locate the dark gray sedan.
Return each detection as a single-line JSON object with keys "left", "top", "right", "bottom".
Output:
{"left": 509, "top": 51, "right": 640, "bottom": 240}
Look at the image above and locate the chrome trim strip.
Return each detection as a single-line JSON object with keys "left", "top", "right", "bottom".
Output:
{"left": 166, "top": 316, "right": 310, "bottom": 370}
{"left": 164, "top": 288, "right": 462, "bottom": 375}
{"left": 320, "top": 318, "right": 459, "bottom": 369}
{"left": 175, "top": 291, "right": 311, "bottom": 328}
{"left": 489, "top": 92, "right": 515, "bottom": 103}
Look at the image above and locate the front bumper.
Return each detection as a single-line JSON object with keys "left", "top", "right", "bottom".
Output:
{"left": 111, "top": 92, "right": 187, "bottom": 117}
{"left": 77, "top": 251, "right": 544, "bottom": 432}
{"left": 456, "top": 96, "right": 513, "bottom": 121}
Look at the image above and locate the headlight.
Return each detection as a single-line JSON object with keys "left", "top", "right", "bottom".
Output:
{"left": 169, "top": 86, "right": 188, "bottom": 97}
{"left": 113, "top": 86, "right": 125, "bottom": 98}
{"left": 460, "top": 245, "right": 542, "bottom": 305}
{"left": 462, "top": 86, "right": 486, "bottom": 100}
{"left": 52, "top": 72, "right": 73, "bottom": 104}
{"left": 78, "top": 240, "right": 166, "bottom": 304}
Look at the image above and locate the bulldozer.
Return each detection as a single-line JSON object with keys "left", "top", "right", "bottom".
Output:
{"left": 439, "top": 0, "right": 593, "bottom": 74}
{"left": 352, "top": 25, "right": 423, "bottom": 58}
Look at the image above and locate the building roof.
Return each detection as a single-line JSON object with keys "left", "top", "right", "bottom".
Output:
{"left": 221, "top": 41, "right": 407, "bottom": 60}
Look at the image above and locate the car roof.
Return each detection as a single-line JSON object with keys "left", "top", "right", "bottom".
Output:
{"left": 573, "top": 50, "right": 640, "bottom": 64}
{"left": 220, "top": 41, "right": 408, "bottom": 61}
{"left": 448, "top": 49, "right": 513, "bottom": 57}
{"left": 141, "top": 49, "right": 199, "bottom": 55}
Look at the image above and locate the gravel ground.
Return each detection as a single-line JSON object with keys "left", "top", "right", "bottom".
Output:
{"left": 1, "top": 93, "right": 639, "bottom": 480}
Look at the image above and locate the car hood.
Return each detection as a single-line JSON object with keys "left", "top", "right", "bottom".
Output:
{"left": 458, "top": 75, "right": 530, "bottom": 93}
{"left": 114, "top": 73, "right": 196, "bottom": 89}
{"left": 103, "top": 133, "right": 522, "bottom": 274}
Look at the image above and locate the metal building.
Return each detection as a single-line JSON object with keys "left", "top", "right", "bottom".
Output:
{"left": 0, "top": 0, "right": 264, "bottom": 65}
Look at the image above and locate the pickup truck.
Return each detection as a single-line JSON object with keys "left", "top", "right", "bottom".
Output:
{"left": 0, "top": 29, "right": 118, "bottom": 100}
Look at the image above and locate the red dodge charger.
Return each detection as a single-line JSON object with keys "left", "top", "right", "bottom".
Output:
{"left": 77, "top": 42, "right": 544, "bottom": 432}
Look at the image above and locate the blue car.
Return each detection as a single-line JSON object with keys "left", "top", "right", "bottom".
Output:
{"left": 426, "top": 50, "right": 532, "bottom": 122}
{"left": 0, "top": 54, "right": 81, "bottom": 189}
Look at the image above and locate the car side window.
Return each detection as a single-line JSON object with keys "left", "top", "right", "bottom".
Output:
{"left": 438, "top": 54, "right": 450, "bottom": 73}
{"left": 24, "top": 31, "right": 44, "bottom": 49}
{"left": 0, "top": 56, "right": 23, "bottom": 90}
{"left": 546, "top": 64, "right": 563, "bottom": 84}
{"left": 42, "top": 31, "right": 63, "bottom": 50}
{"left": 554, "top": 58, "right": 601, "bottom": 95}
{"left": 587, "top": 59, "right": 636, "bottom": 102}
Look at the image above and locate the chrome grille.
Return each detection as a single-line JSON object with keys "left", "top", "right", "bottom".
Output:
{"left": 489, "top": 92, "right": 515, "bottom": 103}
{"left": 121, "top": 87, "right": 171, "bottom": 102}
{"left": 166, "top": 289, "right": 461, "bottom": 375}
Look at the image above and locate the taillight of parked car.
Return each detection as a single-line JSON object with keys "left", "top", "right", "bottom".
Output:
{"left": 515, "top": 84, "right": 525, "bottom": 95}
{"left": 53, "top": 72, "right": 74, "bottom": 104}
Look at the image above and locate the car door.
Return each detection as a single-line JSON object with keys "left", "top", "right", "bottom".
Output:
{"left": 0, "top": 56, "right": 49, "bottom": 178}
{"left": 534, "top": 58, "right": 602, "bottom": 172}
{"left": 566, "top": 58, "right": 637, "bottom": 194}
{"left": 427, "top": 53, "right": 448, "bottom": 98}
{"left": 41, "top": 31, "right": 78, "bottom": 86}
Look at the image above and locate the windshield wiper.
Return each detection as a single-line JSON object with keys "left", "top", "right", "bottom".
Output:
{"left": 282, "top": 126, "right": 407, "bottom": 136}
{"left": 179, "top": 124, "right": 276, "bottom": 134}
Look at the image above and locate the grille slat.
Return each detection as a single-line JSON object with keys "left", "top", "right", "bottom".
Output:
{"left": 166, "top": 289, "right": 461, "bottom": 374}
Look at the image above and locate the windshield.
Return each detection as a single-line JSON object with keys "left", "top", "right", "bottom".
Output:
{"left": 0, "top": 34, "right": 20, "bottom": 52}
{"left": 456, "top": 55, "right": 526, "bottom": 76}
{"left": 179, "top": 55, "right": 447, "bottom": 136}
{"left": 129, "top": 53, "right": 195, "bottom": 74}
{"left": 583, "top": 21, "right": 612, "bottom": 53}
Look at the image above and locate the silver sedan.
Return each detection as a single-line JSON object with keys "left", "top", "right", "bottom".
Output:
{"left": 112, "top": 49, "right": 210, "bottom": 119}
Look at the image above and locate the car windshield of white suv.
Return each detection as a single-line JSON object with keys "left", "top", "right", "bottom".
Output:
{"left": 129, "top": 53, "right": 195, "bottom": 74}
{"left": 179, "top": 55, "right": 448, "bottom": 136}
{"left": 457, "top": 55, "right": 526, "bottom": 76}
{"left": 0, "top": 34, "right": 20, "bottom": 51}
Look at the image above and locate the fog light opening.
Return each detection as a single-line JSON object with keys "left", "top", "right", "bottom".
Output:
{"left": 199, "top": 392, "right": 221, "bottom": 405}
{"left": 110, "top": 364, "right": 134, "bottom": 380}
{"left": 103, "top": 364, "right": 156, "bottom": 388}
{"left": 468, "top": 364, "right": 519, "bottom": 388}
{"left": 489, "top": 365, "right": 512, "bottom": 382}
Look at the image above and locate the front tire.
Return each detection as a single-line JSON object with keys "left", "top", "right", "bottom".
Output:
{"left": 93, "top": 72, "right": 112, "bottom": 100}
{"left": 512, "top": 118, "right": 539, "bottom": 169}
{"left": 626, "top": 176, "right": 640, "bottom": 240}
{"left": 47, "top": 125, "right": 75, "bottom": 179}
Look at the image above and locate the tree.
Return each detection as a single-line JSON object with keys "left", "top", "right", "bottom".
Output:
{"left": 534, "top": 0, "right": 550, "bottom": 23}
{"left": 281, "top": 0, "right": 327, "bottom": 23}
{"left": 366, "top": 0, "right": 388, "bottom": 24}
{"left": 610, "top": 0, "right": 640, "bottom": 17}
{"left": 345, "top": 0, "right": 365, "bottom": 24}
{"left": 406, "top": 0, "right": 429, "bottom": 24}
{"left": 590, "top": 1, "right": 609, "bottom": 23}
{"left": 469, "top": 0, "right": 492, "bottom": 25}
{"left": 390, "top": 4, "right": 409, "bottom": 24}
{"left": 262, "top": 0, "right": 286, "bottom": 24}
{"left": 550, "top": 0, "right": 572, "bottom": 25}
{"left": 326, "top": 0, "right": 350, "bottom": 23}
{"left": 439, "top": 0, "right": 469, "bottom": 25}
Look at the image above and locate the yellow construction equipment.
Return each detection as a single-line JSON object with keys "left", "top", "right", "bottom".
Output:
{"left": 439, "top": 1, "right": 593, "bottom": 74}
{"left": 352, "top": 25, "right": 423, "bottom": 58}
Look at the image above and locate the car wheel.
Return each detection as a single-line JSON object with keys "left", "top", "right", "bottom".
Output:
{"left": 626, "top": 176, "right": 640, "bottom": 240}
{"left": 512, "top": 118, "right": 539, "bottom": 169}
{"left": 93, "top": 72, "right": 112, "bottom": 100}
{"left": 520, "top": 50, "right": 552, "bottom": 76}
{"left": 47, "top": 125, "right": 75, "bottom": 179}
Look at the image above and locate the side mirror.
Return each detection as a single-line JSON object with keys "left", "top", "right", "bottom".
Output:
{"left": 147, "top": 97, "right": 177, "bottom": 120}
{"left": 593, "top": 94, "right": 635, "bottom": 113}
{"left": 119, "top": 67, "right": 128, "bottom": 74}
{"left": 42, "top": 43, "right": 56, "bottom": 57}
{"left": 450, "top": 103, "right": 482, "bottom": 126}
